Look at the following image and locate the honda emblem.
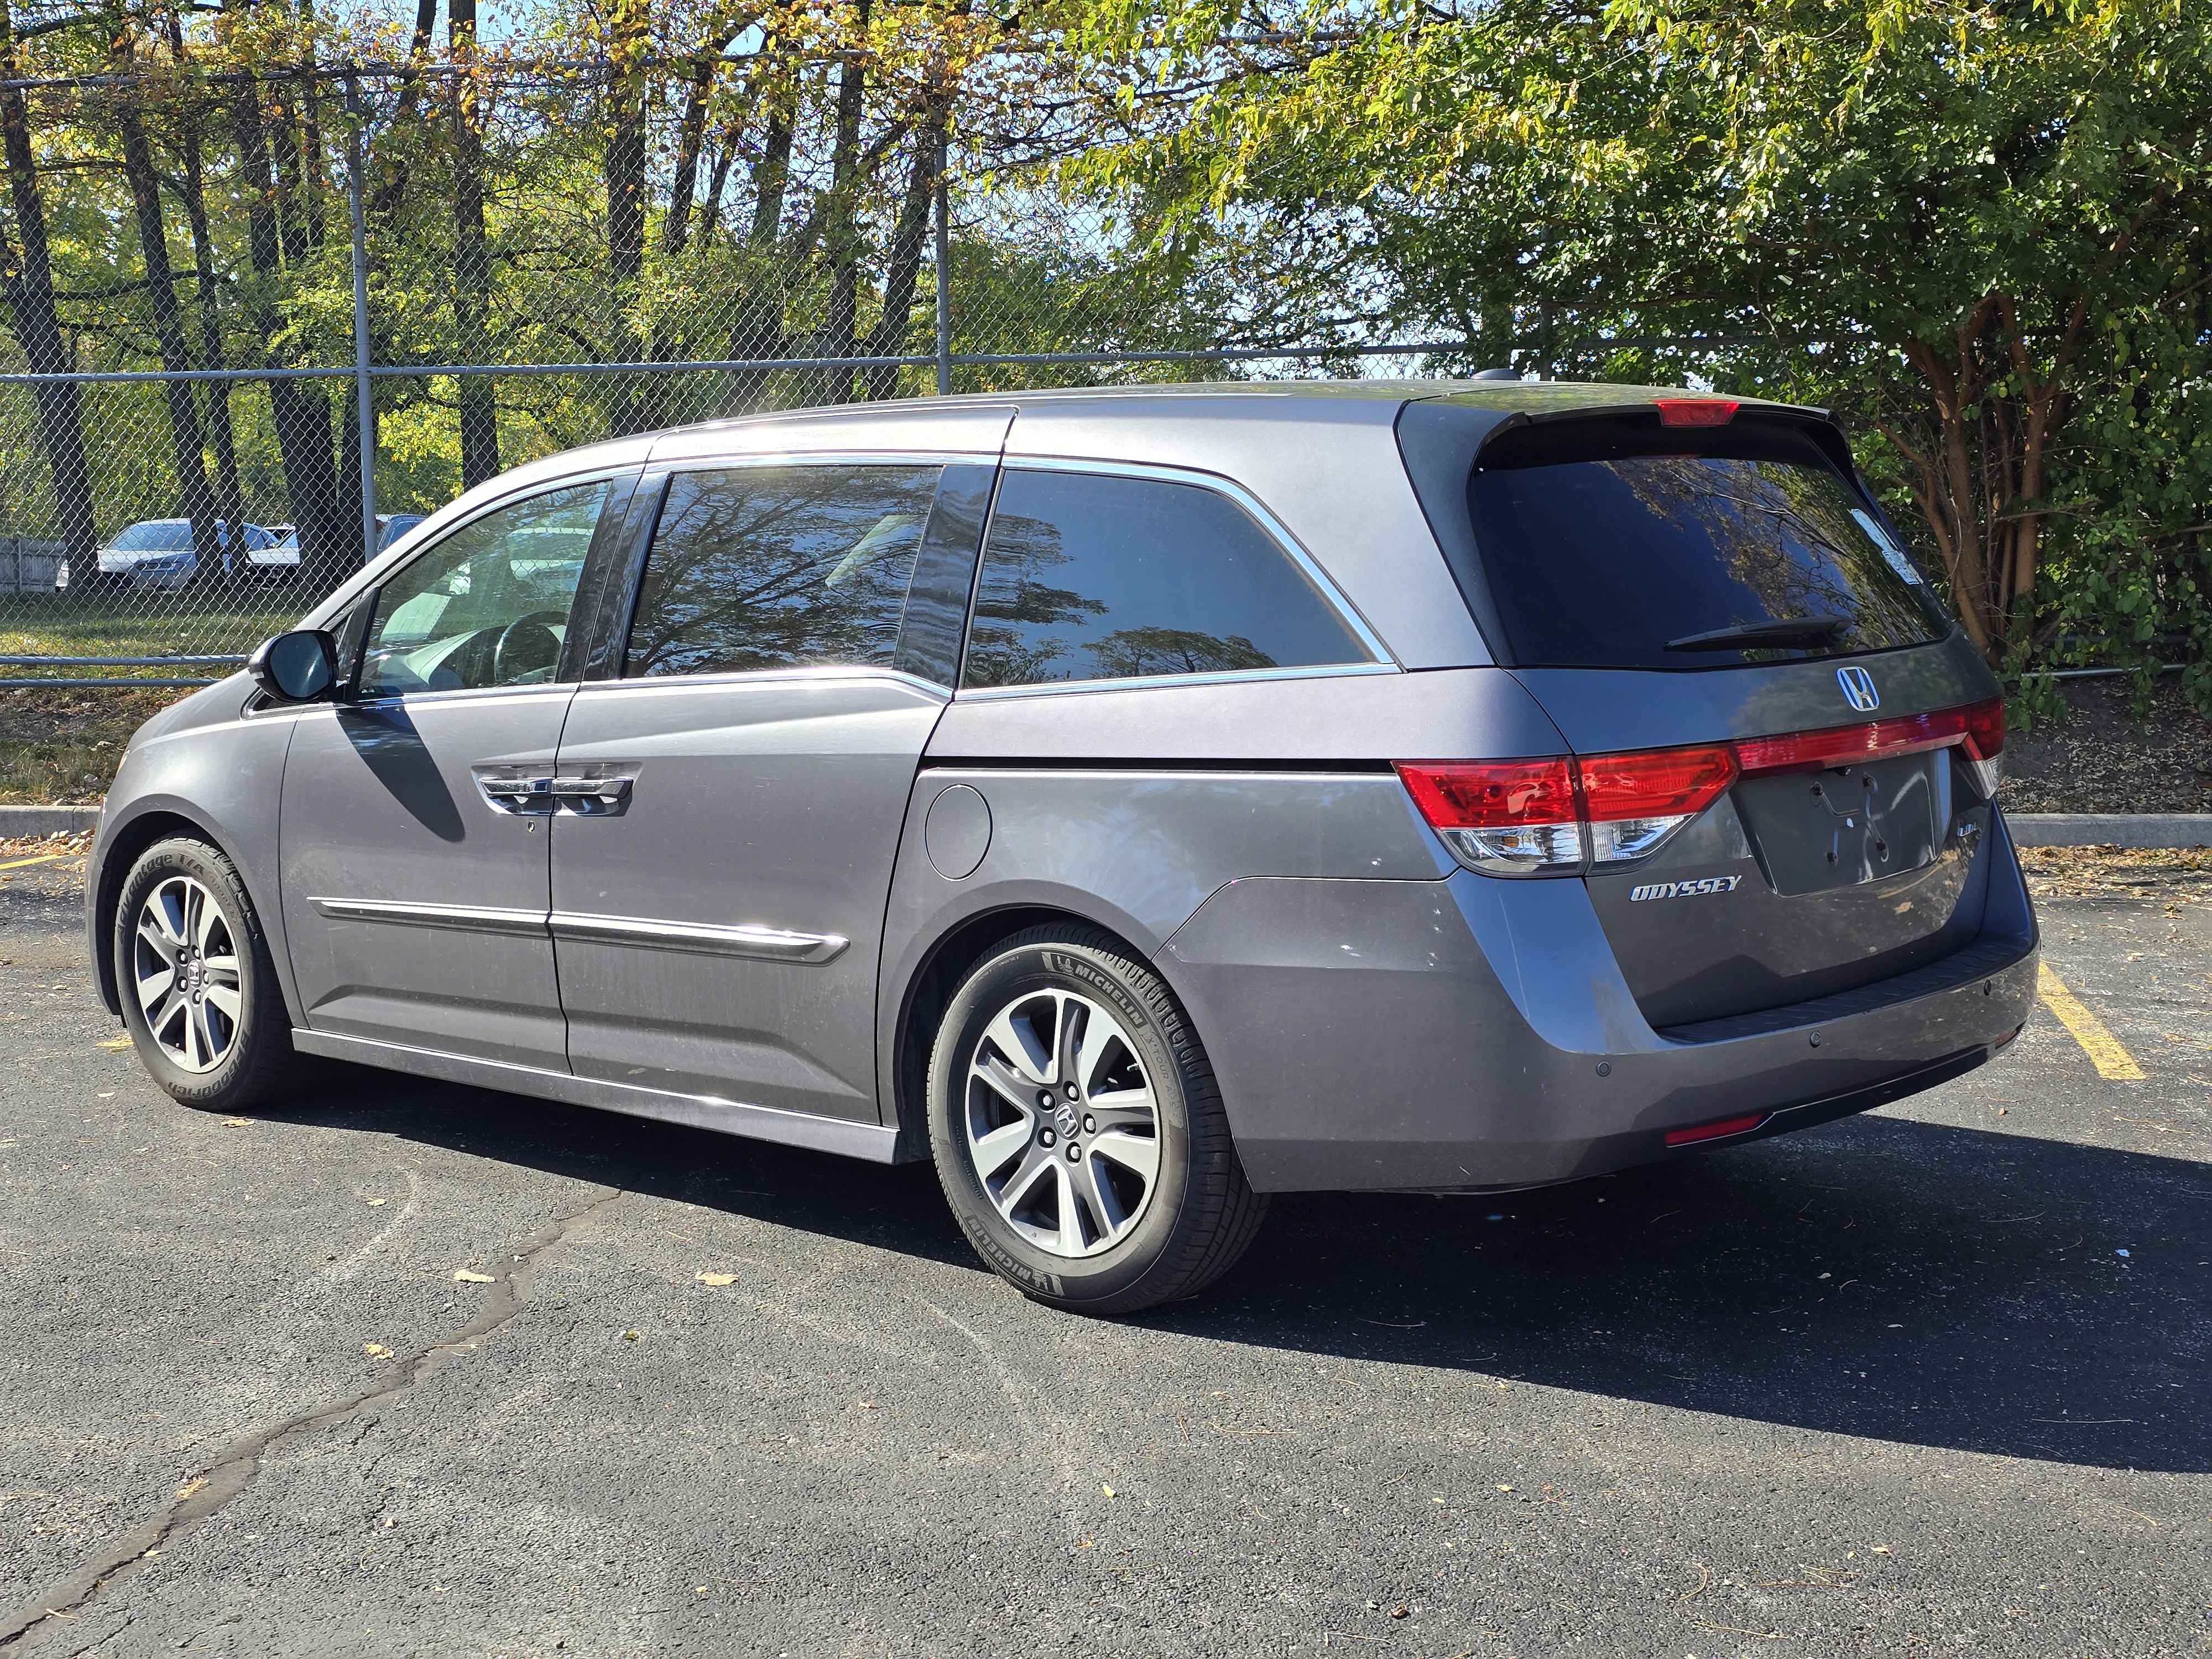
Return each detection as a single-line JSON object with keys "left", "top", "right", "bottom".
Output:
{"left": 1835, "top": 665, "right": 1880, "bottom": 713}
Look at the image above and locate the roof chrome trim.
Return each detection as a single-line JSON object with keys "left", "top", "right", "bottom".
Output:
{"left": 956, "top": 660, "right": 1400, "bottom": 702}
{"left": 983, "top": 454, "right": 1399, "bottom": 671}
{"left": 549, "top": 911, "right": 849, "bottom": 963}
{"left": 646, "top": 447, "right": 994, "bottom": 471}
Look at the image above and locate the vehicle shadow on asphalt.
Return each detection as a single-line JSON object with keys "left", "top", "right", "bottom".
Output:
{"left": 273, "top": 1067, "right": 2206, "bottom": 1476}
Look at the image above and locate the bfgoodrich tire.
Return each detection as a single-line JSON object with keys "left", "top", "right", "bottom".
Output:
{"left": 928, "top": 925, "right": 1267, "bottom": 1314}
{"left": 113, "top": 836, "right": 300, "bottom": 1113}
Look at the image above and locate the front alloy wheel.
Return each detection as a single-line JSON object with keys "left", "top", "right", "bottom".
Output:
{"left": 132, "top": 874, "right": 244, "bottom": 1073}
{"left": 114, "top": 836, "right": 300, "bottom": 1112}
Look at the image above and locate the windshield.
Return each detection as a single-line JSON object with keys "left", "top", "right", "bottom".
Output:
{"left": 108, "top": 521, "right": 195, "bottom": 552}
{"left": 1466, "top": 417, "right": 1950, "bottom": 670}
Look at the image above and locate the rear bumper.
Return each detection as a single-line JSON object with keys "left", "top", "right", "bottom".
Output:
{"left": 1161, "top": 807, "right": 2037, "bottom": 1193}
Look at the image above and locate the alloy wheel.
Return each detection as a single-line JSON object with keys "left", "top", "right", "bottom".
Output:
{"left": 132, "top": 875, "right": 243, "bottom": 1074}
{"left": 963, "top": 989, "right": 1162, "bottom": 1258}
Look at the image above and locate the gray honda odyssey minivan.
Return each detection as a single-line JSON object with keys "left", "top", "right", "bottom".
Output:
{"left": 86, "top": 382, "right": 2036, "bottom": 1312}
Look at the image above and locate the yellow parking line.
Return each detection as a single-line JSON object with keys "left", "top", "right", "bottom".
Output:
{"left": 2037, "top": 962, "right": 2146, "bottom": 1081}
{"left": 0, "top": 851, "right": 74, "bottom": 872}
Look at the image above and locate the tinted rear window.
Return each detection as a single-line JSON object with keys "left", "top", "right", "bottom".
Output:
{"left": 1466, "top": 418, "right": 1949, "bottom": 670}
{"left": 963, "top": 469, "right": 1370, "bottom": 689}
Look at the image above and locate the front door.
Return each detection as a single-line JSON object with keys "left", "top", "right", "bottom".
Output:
{"left": 279, "top": 477, "right": 620, "bottom": 1070}
{"left": 550, "top": 461, "right": 989, "bottom": 1119}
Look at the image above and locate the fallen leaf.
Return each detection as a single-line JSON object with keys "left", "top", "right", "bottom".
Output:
{"left": 220, "top": 1118, "right": 252, "bottom": 1128}
{"left": 97, "top": 1036, "right": 132, "bottom": 1050}
{"left": 695, "top": 1271, "right": 735, "bottom": 1286}
{"left": 1389, "top": 1606, "right": 1409, "bottom": 1619}
{"left": 367, "top": 1197, "right": 388, "bottom": 1208}
{"left": 1101, "top": 1484, "right": 1115, "bottom": 1498}
{"left": 363, "top": 1343, "right": 393, "bottom": 1359}
{"left": 453, "top": 1270, "right": 495, "bottom": 1284}
{"left": 1497, "top": 1484, "right": 1514, "bottom": 1493}
{"left": 175, "top": 1477, "right": 207, "bottom": 1500}
{"left": 1870, "top": 1545, "right": 1892, "bottom": 1556}
{"left": 622, "top": 1329, "right": 641, "bottom": 1341}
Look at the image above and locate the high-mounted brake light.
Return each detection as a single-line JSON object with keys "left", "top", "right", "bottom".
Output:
{"left": 1399, "top": 696, "right": 2006, "bottom": 878}
{"left": 1655, "top": 397, "right": 1740, "bottom": 428}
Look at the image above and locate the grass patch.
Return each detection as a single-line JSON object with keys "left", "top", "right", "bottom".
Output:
{"left": 0, "top": 586, "right": 311, "bottom": 661}
{"left": 0, "top": 686, "right": 186, "bottom": 803}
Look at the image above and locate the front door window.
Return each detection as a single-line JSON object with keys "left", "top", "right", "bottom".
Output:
{"left": 359, "top": 481, "right": 608, "bottom": 697}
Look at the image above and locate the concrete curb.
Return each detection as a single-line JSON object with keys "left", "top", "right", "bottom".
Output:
{"left": 0, "top": 804, "right": 101, "bottom": 837}
{"left": 2007, "top": 813, "right": 2212, "bottom": 849}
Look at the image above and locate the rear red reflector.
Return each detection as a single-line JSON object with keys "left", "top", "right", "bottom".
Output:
{"left": 1664, "top": 1113, "right": 1767, "bottom": 1147}
{"left": 1395, "top": 758, "right": 1577, "bottom": 829}
{"left": 1656, "top": 397, "right": 1740, "bottom": 427}
{"left": 1577, "top": 744, "right": 1738, "bottom": 820}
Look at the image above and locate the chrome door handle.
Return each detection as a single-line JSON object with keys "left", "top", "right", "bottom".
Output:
{"left": 549, "top": 774, "right": 635, "bottom": 815}
{"left": 473, "top": 769, "right": 556, "bottom": 815}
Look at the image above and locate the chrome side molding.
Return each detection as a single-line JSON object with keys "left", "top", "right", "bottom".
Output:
{"left": 308, "top": 895, "right": 847, "bottom": 962}
{"left": 549, "top": 911, "right": 848, "bottom": 963}
{"left": 307, "top": 895, "right": 551, "bottom": 936}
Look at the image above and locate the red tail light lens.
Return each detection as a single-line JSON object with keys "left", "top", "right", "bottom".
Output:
{"left": 1396, "top": 758, "right": 1577, "bottom": 828}
{"left": 1735, "top": 696, "right": 2005, "bottom": 775}
{"left": 1961, "top": 697, "right": 2005, "bottom": 761}
{"left": 1577, "top": 745, "right": 1738, "bottom": 820}
{"left": 1656, "top": 398, "right": 1740, "bottom": 427}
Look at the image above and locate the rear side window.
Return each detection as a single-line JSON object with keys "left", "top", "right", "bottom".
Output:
{"left": 625, "top": 464, "right": 940, "bottom": 677}
{"left": 962, "top": 469, "right": 1370, "bottom": 689}
{"left": 1465, "top": 418, "right": 1949, "bottom": 670}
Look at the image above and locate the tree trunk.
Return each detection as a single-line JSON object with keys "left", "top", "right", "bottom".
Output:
{"left": 106, "top": 5, "right": 221, "bottom": 573}
{"left": 451, "top": 0, "right": 499, "bottom": 486}
{"left": 1886, "top": 291, "right": 2081, "bottom": 666}
{"left": 0, "top": 11, "right": 96, "bottom": 560}
{"left": 223, "top": 17, "right": 345, "bottom": 588}
{"left": 863, "top": 109, "right": 942, "bottom": 400}
{"left": 821, "top": 1, "right": 873, "bottom": 406}
{"left": 368, "top": 0, "right": 440, "bottom": 222}
{"left": 603, "top": 0, "right": 651, "bottom": 434}
{"left": 164, "top": 9, "right": 244, "bottom": 535}
{"left": 721, "top": 59, "right": 799, "bottom": 414}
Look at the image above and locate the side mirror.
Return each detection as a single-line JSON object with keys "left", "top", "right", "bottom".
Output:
{"left": 248, "top": 629, "right": 339, "bottom": 703}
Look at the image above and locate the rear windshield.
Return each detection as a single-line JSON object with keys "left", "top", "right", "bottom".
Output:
{"left": 1465, "top": 416, "right": 1949, "bottom": 670}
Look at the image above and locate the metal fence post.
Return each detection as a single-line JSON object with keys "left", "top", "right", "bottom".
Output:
{"left": 933, "top": 139, "right": 952, "bottom": 397}
{"left": 343, "top": 77, "right": 378, "bottom": 562}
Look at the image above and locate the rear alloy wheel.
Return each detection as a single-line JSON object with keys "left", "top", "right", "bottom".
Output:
{"left": 115, "top": 837, "right": 299, "bottom": 1112}
{"left": 928, "top": 926, "right": 1267, "bottom": 1313}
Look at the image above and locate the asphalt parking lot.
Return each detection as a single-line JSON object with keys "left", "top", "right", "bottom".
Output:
{"left": 1, "top": 846, "right": 2206, "bottom": 1658}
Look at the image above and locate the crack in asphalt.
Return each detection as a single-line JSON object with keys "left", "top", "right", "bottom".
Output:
{"left": 0, "top": 1188, "right": 623, "bottom": 1651}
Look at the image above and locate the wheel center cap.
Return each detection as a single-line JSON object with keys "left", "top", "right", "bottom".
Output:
{"left": 1056, "top": 1103, "right": 1080, "bottom": 1138}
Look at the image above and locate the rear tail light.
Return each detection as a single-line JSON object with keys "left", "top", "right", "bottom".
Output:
{"left": 1400, "top": 695, "right": 2006, "bottom": 877}
{"left": 1398, "top": 745, "right": 1734, "bottom": 875}
{"left": 1396, "top": 757, "right": 1581, "bottom": 875}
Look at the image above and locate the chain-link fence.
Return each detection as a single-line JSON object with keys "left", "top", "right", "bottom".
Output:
{"left": 0, "top": 45, "right": 1480, "bottom": 686}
